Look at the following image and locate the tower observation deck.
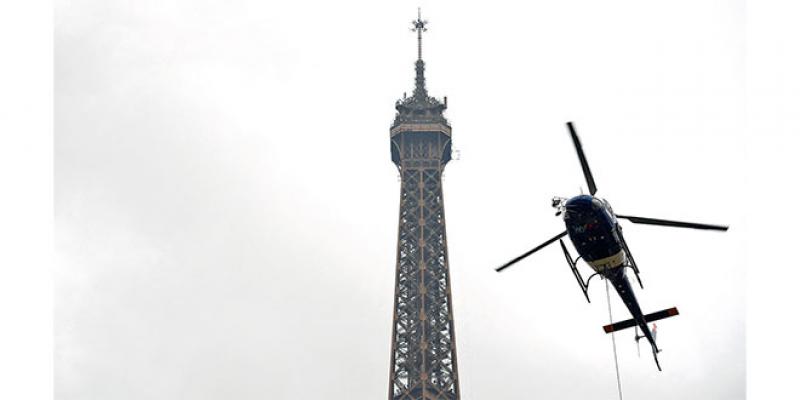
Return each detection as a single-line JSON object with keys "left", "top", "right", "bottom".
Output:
{"left": 387, "top": 10, "right": 460, "bottom": 400}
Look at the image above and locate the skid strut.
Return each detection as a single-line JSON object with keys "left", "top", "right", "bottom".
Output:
{"left": 559, "top": 239, "right": 593, "bottom": 303}
{"left": 618, "top": 225, "right": 644, "bottom": 289}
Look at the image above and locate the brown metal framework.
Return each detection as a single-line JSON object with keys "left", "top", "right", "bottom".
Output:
{"left": 387, "top": 11, "right": 460, "bottom": 400}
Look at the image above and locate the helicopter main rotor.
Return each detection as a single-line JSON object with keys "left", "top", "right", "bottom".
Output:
{"left": 568, "top": 121, "right": 598, "bottom": 196}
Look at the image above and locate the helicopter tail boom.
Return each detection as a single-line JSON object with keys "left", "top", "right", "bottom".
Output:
{"left": 602, "top": 307, "right": 679, "bottom": 334}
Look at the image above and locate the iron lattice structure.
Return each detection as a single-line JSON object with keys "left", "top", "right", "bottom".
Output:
{"left": 387, "top": 11, "right": 460, "bottom": 400}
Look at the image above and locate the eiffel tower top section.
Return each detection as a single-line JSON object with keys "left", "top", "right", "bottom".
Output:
{"left": 391, "top": 9, "right": 450, "bottom": 137}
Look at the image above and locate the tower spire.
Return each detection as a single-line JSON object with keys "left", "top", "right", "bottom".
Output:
{"left": 393, "top": 9, "right": 448, "bottom": 128}
{"left": 411, "top": 8, "right": 428, "bottom": 98}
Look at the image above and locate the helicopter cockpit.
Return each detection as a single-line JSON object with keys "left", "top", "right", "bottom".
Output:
{"left": 563, "top": 195, "right": 620, "bottom": 261}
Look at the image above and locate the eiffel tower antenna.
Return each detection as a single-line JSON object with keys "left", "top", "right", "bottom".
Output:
{"left": 411, "top": 7, "right": 428, "bottom": 60}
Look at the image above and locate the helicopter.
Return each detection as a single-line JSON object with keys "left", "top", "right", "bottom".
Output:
{"left": 495, "top": 121, "right": 728, "bottom": 371}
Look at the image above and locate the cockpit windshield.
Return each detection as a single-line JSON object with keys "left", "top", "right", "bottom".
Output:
{"left": 564, "top": 196, "right": 619, "bottom": 260}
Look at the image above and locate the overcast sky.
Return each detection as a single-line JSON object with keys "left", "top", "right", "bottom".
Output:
{"left": 55, "top": 0, "right": 745, "bottom": 399}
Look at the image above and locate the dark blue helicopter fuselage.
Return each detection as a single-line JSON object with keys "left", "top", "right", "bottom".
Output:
{"left": 562, "top": 195, "right": 660, "bottom": 362}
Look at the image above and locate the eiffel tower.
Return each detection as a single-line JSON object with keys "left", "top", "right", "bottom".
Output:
{"left": 387, "top": 10, "right": 460, "bottom": 400}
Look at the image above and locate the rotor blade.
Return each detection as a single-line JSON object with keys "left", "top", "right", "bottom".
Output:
{"left": 616, "top": 215, "right": 729, "bottom": 231}
{"left": 566, "top": 121, "right": 597, "bottom": 195}
{"left": 496, "top": 231, "right": 568, "bottom": 272}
